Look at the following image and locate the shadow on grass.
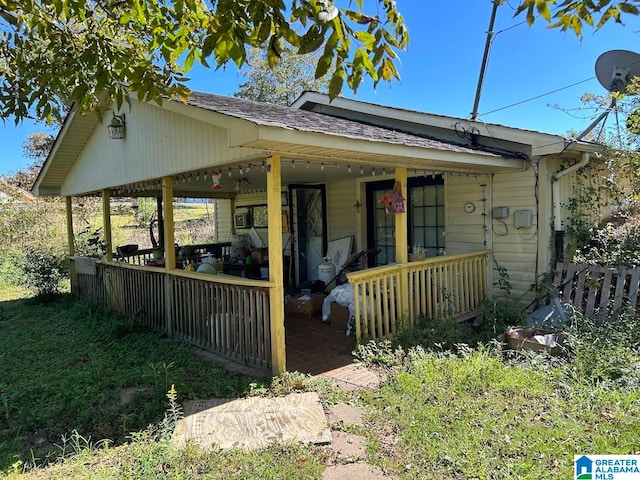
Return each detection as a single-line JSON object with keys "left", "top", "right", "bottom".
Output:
{"left": 0, "top": 293, "right": 266, "bottom": 471}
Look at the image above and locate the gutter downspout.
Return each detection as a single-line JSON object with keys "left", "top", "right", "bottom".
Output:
{"left": 552, "top": 151, "right": 591, "bottom": 261}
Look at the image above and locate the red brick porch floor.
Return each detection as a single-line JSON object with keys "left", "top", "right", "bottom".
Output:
{"left": 285, "top": 313, "right": 356, "bottom": 375}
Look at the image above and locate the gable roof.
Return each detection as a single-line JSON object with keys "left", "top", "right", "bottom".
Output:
{"left": 184, "top": 92, "right": 501, "bottom": 158}
{"left": 290, "top": 91, "right": 601, "bottom": 158}
{"left": 34, "top": 91, "right": 530, "bottom": 196}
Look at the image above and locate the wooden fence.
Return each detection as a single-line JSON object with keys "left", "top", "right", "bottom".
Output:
{"left": 347, "top": 251, "right": 490, "bottom": 343}
{"left": 69, "top": 257, "right": 272, "bottom": 370}
{"left": 554, "top": 262, "right": 640, "bottom": 318}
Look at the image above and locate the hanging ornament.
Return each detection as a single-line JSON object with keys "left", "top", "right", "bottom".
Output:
{"left": 211, "top": 170, "right": 222, "bottom": 190}
{"left": 131, "top": 195, "right": 139, "bottom": 210}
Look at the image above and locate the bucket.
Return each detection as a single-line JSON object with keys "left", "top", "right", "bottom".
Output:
{"left": 318, "top": 257, "right": 336, "bottom": 286}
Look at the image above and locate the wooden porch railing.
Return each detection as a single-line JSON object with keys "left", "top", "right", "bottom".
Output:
{"left": 69, "top": 258, "right": 272, "bottom": 370}
{"left": 347, "top": 251, "right": 490, "bottom": 343}
{"left": 170, "top": 270, "right": 272, "bottom": 369}
{"left": 114, "top": 242, "right": 232, "bottom": 265}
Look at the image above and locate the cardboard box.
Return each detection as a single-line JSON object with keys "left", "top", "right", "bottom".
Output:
{"left": 409, "top": 252, "right": 426, "bottom": 262}
{"left": 497, "top": 326, "right": 568, "bottom": 356}
{"left": 286, "top": 293, "right": 325, "bottom": 317}
{"left": 329, "top": 303, "right": 350, "bottom": 329}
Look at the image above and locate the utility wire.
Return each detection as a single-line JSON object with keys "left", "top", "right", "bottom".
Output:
{"left": 477, "top": 77, "right": 596, "bottom": 117}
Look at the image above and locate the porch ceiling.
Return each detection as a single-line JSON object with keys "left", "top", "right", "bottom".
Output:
{"left": 106, "top": 151, "right": 518, "bottom": 199}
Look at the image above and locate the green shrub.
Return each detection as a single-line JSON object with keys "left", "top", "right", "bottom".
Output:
{"left": 18, "top": 248, "right": 68, "bottom": 297}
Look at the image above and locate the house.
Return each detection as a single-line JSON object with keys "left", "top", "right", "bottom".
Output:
{"left": 33, "top": 91, "right": 603, "bottom": 374}
{"left": 0, "top": 178, "right": 36, "bottom": 204}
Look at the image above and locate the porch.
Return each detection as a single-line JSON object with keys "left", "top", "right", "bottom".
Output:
{"left": 70, "top": 250, "right": 489, "bottom": 374}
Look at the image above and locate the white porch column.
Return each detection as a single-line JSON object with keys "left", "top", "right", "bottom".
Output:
{"left": 162, "top": 176, "right": 175, "bottom": 336}
{"left": 266, "top": 155, "right": 286, "bottom": 375}
{"left": 102, "top": 190, "right": 112, "bottom": 261}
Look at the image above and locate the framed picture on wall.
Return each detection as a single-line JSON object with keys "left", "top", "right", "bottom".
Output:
{"left": 234, "top": 213, "right": 247, "bottom": 229}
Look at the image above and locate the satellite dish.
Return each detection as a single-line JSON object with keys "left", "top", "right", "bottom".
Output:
{"left": 595, "top": 49, "right": 640, "bottom": 93}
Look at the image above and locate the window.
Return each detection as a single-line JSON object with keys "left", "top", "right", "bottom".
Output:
{"left": 366, "top": 175, "right": 445, "bottom": 265}
{"left": 235, "top": 205, "right": 268, "bottom": 229}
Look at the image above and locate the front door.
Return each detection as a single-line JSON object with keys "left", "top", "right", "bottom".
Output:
{"left": 288, "top": 184, "right": 328, "bottom": 286}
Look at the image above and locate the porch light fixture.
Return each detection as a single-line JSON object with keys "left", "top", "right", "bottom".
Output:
{"left": 353, "top": 200, "right": 361, "bottom": 214}
{"left": 108, "top": 113, "right": 126, "bottom": 140}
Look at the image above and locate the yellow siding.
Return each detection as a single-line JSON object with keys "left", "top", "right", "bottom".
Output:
{"left": 61, "top": 101, "right": 260, "bottom": 196}
{"left": 215, "top": 198, "right": 233, "bottom": 242}
{"left": 491, "top": 168, "right": 539, "bottom": 300}
{"left": 326, "top": 179, "right": 359, "bottom": 243}
{"left": 445, "top": 174, "right": 488, "bottom": 254}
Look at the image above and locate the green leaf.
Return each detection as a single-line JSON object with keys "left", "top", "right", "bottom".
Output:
{"left": 328, "top": 68, "right": 345, "bottom": 99}
{"left": 354, "top": 31, "right": 376, "bottom": 49}
{"left": 536, "top": 0, "right": 552, "bottom": 21}
{"left": 298, "top": 24, "right": 324, "bottom": 55}
{"left": 315, "top": 52, "right": 333, "bottom": 79}
{"left": 618, "top": 2, "right": 640, "bottom": 15}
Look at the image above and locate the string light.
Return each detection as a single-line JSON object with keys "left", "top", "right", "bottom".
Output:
{"left": 360, "top": 166, "right": 364, "bottom": 175}
{"left": 246, "top": 163, "right": 251, "bottom": 173}
{"left": 239, "top": 165, "right": 243, "bottom": 175}
{"left": 347, "top": 165, "right": 352, "bottom": 173}
{"left": 372, "top": 168, "right": 376, "bottom": 176}
{"left": 306, "top": 161, "right": 310, "bottom": 169}
{"left": 228, "top": 168, "right": 232, "bottom": 177}
{"left": 382, "top": 168, "right": 386, "bottom": 175}
{"left": 292, "top": 160, "right": 296, "bottom": 169}
{"left": 261, "top": 161, "right": 266, "bottom": 172}
{"left": 321, "top": 162, "right": 325, "bottom": 171}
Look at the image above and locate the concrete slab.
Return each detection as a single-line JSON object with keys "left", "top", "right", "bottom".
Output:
{"left": 327, "top": 403, "right": 366, "bottom": 426}
{"left": 322, "top": 463, "right": 390, "bottom": 480}
{"left": 173, "top": 392, "right": 331, "bottom": 450}
{"left": 321, "top": 364, "right": 381, "bottom": 390}
{"left": 328, "top": 431, "right": 366, "bottom": 461}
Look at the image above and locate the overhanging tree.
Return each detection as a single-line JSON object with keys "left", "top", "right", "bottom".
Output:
{"left": 0, "top": 0, "right": 408, "bottom": 123}
{"left": 1, "top": 1, "right": 638, "bottom": 125}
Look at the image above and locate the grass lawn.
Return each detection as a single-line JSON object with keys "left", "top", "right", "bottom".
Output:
{"left": 1, "top": 292, "right": 639, "bottom": 479}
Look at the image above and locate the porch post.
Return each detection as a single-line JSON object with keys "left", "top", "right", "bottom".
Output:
{"left": 266, "top": 154, "right": 286, "bottom": 375}
{"left": 102, "top": 190, "right": 113, "bottom": 261}
{"left": 162, "top": 176, "right": 175, "bottom": 336}
{"left": 65, "top": 196, "right": 75, "bottom": 256}
{"left": 395, "top": 167, "right": 410, "bottom": 317}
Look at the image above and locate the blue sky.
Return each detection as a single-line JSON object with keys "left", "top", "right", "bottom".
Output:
{"left": 1, "top": 1, "right": 639, "bottom": 176}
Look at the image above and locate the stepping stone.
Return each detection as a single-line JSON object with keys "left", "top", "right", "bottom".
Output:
{"left": 173, "top": 392, "right": 331, "bottom": 450}
{"left": 327, "top": 403, "right": 366, "bottom": 426}
{"left": 322, "top": 364, "right": 380, "bottom": 390}
{"left": 322, "top": 463, "right": 391, "bottom": 480}
{"left": 328, "top": 431, "right": 366, "bottom": 461}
